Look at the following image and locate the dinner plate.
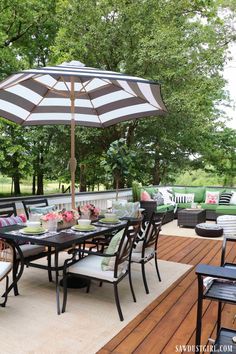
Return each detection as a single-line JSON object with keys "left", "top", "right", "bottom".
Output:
{"left": 20, "top": 227, "right": 47, "bottom": 235}
{"left": 71, "top": 225, "right": 97, "bottom": 232}
{"left": 99, "top": 218, "right": 120, "bottom": 224}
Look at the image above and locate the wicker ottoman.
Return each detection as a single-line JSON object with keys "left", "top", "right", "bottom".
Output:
{"left": 217, "top": 215, "right": 236, "bottom": 236}
{"left": 195, "top": 223, "right": 223, "bottom": 238}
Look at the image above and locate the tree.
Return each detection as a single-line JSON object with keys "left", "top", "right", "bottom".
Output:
{"left": 101, "top": 138, "right": 135, "bottom": 199}
{"left": 199, "top": 127, "right": 236, "bottom": 186}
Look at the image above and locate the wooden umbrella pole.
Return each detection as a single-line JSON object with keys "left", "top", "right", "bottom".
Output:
{"left": 70, "top": 78, "right": 77, "bottom": 210}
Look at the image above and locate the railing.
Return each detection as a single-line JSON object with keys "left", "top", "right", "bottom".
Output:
{"left": 0, "top": 188, "right": 133, "bottom": 215}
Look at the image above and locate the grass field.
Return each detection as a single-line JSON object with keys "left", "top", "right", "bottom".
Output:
{"left": 0, "top": 175, "right": 62, "bottom": 196}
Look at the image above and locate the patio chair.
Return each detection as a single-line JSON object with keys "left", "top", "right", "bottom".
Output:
{"left": 0, "top": 202, "right": 53, "bottom": 295}
{"left": 22, "top": 198, "right": 49, "bottom": 219}
{"left": 130, "top": 212, "right": 162, "bottom": 294}
{"left": 0, "top": 203, "right": 17, "bottom": 217}
{"left": 0, "top": 240, "right": 14, "bottom": 307}
{"left": 62, "top": 219, "right": 141, "bottom": 321}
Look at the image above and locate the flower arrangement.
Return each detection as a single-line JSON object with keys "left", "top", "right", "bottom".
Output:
{"left": 41, "top": 209, "right": 80, "bottom": 229}
{"left": 78, "top": 203, "right": 100, "bottom": 219}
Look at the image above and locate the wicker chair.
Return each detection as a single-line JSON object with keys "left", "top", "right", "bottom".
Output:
{"left": 0, "top": 240, "right": 14, "bottom": 307}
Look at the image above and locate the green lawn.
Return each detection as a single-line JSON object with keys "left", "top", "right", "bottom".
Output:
{"left": 0, "top": 175, "right": 62, "bottom": 196}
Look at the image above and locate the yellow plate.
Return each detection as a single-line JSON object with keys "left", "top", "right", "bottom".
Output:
{"left": 71, "top": 225, "right": 96, "bottom": 232}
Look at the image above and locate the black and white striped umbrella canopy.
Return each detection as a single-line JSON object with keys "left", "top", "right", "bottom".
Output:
{"left": 0, "top": 61, "right": 167, "bottom": 127}
{"left": 0, "top": 61, "right": 167, "bottom": 208}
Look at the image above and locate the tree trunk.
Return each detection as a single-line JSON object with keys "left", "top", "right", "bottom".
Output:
{"left": 32, "top": 175, "right": 36, "bottom": 195}
{"left": 13, "top": 175, "right": 21, "bottom": 195}
{"left": 37, "top": 172, "right": 44, "bottom": 195}
{"left": 115, "top": 178, "right": 119, "bottom": 201}
{"left": 152, "top": 158, "right": 161, "bottom": 185}
{"left": 36, "top": 153, "right": 44, "bottom": 195}
{"left": 79, "top": 164, "right": 87, "bottom": 192}
{"left": 12, "top": 158, "right": 21, "bottom": 195}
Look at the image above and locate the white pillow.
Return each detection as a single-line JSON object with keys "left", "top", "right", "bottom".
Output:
{"left": 230, "top": 192, "right": 236, "bottom": 205}
{"left": 174, "top": 193, "right": 194, "bottom": 203}
{"left": 158, "top": 187, "right": 173, "bottom": 204}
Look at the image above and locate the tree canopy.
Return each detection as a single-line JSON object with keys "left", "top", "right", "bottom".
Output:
{"left": 0, "top": 0, "right": 235, "bottom": 195}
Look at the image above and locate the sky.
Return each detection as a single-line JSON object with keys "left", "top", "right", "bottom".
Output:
{"left": 223, "top": 42, "right": 236, "bottom": 130}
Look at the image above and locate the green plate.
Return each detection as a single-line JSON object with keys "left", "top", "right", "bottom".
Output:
{"left": 99, "top": 218, "right": 120, "bottom": 224}
{"left": 71, "top": 225, "right": 96, "bottom": 232}
{"left": 20, "top": 226, "right": 47, "bottom": 235}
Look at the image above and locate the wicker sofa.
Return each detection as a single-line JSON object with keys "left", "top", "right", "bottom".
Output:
{"left": 138, "top": 185, "right": 236, "bottom": 223}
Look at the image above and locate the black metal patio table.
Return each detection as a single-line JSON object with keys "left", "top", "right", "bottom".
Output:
{"left": 0, "top": 220, "right": 126, "bottom": 315}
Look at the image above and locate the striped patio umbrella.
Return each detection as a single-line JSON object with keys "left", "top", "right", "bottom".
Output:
{"left": 0, "top": 61, "right": 167, "bottom": 208}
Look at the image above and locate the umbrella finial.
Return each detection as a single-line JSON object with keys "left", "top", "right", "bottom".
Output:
{"left": 60, "top": 60, "right": 85, "bottom": 68}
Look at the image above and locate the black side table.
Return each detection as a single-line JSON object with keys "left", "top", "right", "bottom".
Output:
{"left": 195, "top": 264, "right": 236, "bottom": 354}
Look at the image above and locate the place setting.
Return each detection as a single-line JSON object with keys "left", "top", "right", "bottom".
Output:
{"left": 70, "top": 219, "right": 97, "bottom": 234}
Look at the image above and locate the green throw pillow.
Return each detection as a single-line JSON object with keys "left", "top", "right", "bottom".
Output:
{"left": 172, "top": 187, "right": 186, "bottom": 194}
{"left": 185, "top": 187, "right": 205, "bottom": 203}
{"left": 101, "top": 230, "right": 124, "bottom": 271}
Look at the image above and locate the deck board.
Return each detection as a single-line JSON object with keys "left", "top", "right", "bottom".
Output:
{"left": 98, "top": 235, "right": 236, "bottom": 354}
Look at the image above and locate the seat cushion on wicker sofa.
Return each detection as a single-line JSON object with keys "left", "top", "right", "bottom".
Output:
{"left": 156, "top": 204, "right": 175, "bottom": 213}
{"left": 216, "top": 205, "right": 236, "bottom": 215}
{"left": 177, "top": 202, "right": 192, "bottom": 209}
{"left": 217, "top": 215, "right": 236, "bottom": 236}
{"left": 200, "top": 203, "right": 218, "bottom": 211}
{"left": 68, "top": 255, "right": 126, "bottom": 282}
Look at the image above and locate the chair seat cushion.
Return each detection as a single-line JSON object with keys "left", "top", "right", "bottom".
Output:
{"left": 0, "top": 261, "right": 12, "bottom": 279}
{"left": 68, "top": 255, "right": 126, "bottom": 282}
{"left": 18, "top": 245, "right": 46, "bottom": 259}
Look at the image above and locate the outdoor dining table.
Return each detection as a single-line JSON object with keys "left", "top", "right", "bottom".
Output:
{"left": 0, "top": 220, "right": 127, "bottom": 314}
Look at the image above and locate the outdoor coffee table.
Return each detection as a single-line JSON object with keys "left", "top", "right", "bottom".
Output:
{"left": 178, "top": 209, "right": 206, "bottom": 228}
{"left": 0, "top": 220, "right": 126, "bottom": 315}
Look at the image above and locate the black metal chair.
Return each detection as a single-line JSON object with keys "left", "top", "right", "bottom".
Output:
{"left": 0, "top": 202, "right": 53, "bottom": 295}
{"left": 22, "top": 198, "right": 49, "bottom": 219}
{"left": 130, "top": 212, "right": 162, "bottom": 294}
{"left": 0, "top": 240, "right": 14, "bottom": 307}
{"left": 62, "top": 219, "right": 141, "bottom": 321}
{"left": 0, "top": 203, "right": 17, "bottom": 217}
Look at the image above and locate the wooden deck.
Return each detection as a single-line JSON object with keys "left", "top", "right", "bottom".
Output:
{"left": 98, "top": 235, "right": 236, "bottom": 354}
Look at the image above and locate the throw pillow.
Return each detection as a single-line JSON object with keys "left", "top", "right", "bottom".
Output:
{"left": 205, "top": 191, "right": 220, "bottom": 204}
{"left": 152, "top": 192, "right": 164, "bottom": 206}
{"left": 141, "top": 190, "right": 152, "bottom": 201}
{"left": 230, "top": 192, "right": 236, "bottom": 205}
{"left": 101, "top": 230, "right": 124, "bottom": 271}
{"left": 219, "top": 192, "right": 233, "bottom": 205}
{"left": 158, "top": 188, "right": 174, "bottom": 204}
{"left": 174, "top": 193, "right": 194, "bottom": 204}
{"left": 0, "top": 214, "right": 26, "bottom": 227}
{"left": 112, "top": 201, "right": 140, "bottom": 218}
{"left": 29, "top": 205, "right": 56, "bottom": 214}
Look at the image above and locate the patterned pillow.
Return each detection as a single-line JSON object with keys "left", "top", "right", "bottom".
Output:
{"left": 112, "top": 201, "right": 140, "bottom": 218}
{"left": 158, "top": 188, "right": 174, "bottom": 204}
{"left": 29, "top": 205, "right": 56, "bottom": 214}
{"left": 0, "top": 215, "right": 26, "bottom": 227}
{"left": 152, "top": 192, "right": 164, "bottom": 206}
{"left": 174, "top": 193, "right": 194, "bottom": 203}
{"left": 101, "top": 230, "right": 124, "bottom": 271}
{"left": 205, "top": 191, "right": 220, "bottom": 204}
{"left": 219, "top": 192, "right": 233, "bottom": 205}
